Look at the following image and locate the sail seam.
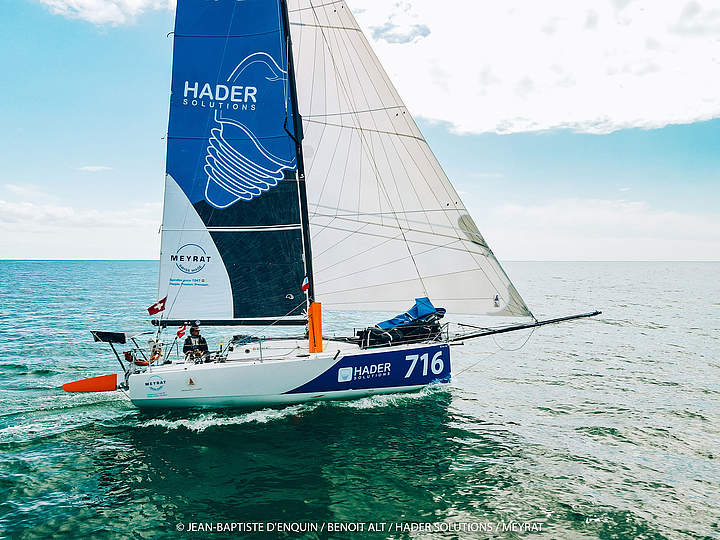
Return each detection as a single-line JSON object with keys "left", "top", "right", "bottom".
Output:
{"left": 322, "top": 297, "right": 502, "bottom": 304}
{"left": 312, "top": 214, "right": 489, "bottom": 246}
{"left": 321, "top": 267, "right": 491, "bottom": 296}
{"left": 174, "top": 30, "right": 280, "bottom": 38}
{"left": 315, "top": 223, "right": 492, "bottom": 256}
{"left": 303, "top": 118, "right": 425, "bottom": 142}
{"left": 206, "top": 225, "right": 303, "bottom": 232}
{"left": 304, "top": 105, "right": 405, "bottom": 118}
{"left": 289, "top": 0, "right": 344, "bottom": 12}
{"left": 291, "top": 23, "right": 361, "bottom": 32}
{"left": 316, "top": 238, "right": 463, "bottom": 286}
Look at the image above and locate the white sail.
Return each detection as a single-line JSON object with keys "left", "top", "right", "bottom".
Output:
{"left": 288, "top": 0, "right": 531, "bottom": 317}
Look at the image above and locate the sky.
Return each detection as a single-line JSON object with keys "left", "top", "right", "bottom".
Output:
{"left": 0, "top": 0, "right": 718, "bottom": 260}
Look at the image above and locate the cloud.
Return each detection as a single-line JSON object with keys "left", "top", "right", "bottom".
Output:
{"left": 371, "top": 22, "right": 430, "bottom": 44}
{"left": 3, "top": 184, "right": 59, "bottom": 203}
{"left": 39, "top": 0, "right": 720, "bottom": 133}
{"left": 78, "top": 166, "right": 112, "bottom": 172}
{"left": 352, "top": 0, "right": 720, "bottom": 134}
{"left": 0, "top": 199, "right": 161, "bottom": 258}
{"left": 475, "top": 198, "right": 720, "bottom": 260}
{"left": 38, "top": 0, "right": 172, "bottom": 25}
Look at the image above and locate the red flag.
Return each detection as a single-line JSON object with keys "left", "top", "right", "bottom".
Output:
{"left": 176, "top": 325, "right": 187, "bottom": 338}
{"left": 147, "top": 296, "right": 167, "bottom": 315}
{"left": 301, "top": 277, "right": 309, "bottom": 292}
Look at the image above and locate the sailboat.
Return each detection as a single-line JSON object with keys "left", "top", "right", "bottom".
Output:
{"left": 63, "top": 0, "right": 599, "bottom": 408}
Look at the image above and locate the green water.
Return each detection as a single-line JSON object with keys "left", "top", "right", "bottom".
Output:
{"left": 0, "top": 261, "right": 718, "bottom": 539}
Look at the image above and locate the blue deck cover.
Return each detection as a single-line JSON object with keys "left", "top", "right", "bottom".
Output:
{"left": 377, "top": 297, "right": 446, "bottom": 330}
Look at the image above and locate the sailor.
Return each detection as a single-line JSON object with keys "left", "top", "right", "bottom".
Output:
{"left": 183, "top": 325, "right": 209, "bottom": 362}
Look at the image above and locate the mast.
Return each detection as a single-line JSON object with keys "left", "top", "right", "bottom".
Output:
{"left": 280, "top": 0, "right": 315, "bottom": 306}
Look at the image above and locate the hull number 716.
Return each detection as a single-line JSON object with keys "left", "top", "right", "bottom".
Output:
{"left": 404, "top": 351, "right": 444, "bottom": 378}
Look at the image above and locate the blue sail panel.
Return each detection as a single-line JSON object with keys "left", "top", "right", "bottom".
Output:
{"left": 168, "top": 0, "right": 298, "bottom": 206}
{"left": 159, "top": 0, "right": 306, "bottom": 321}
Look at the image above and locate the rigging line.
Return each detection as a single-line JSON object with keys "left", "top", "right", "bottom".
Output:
{"left": 308, "top": 11, "right": 369, "bottom": 224}
{"left": 352, "top": 34, "right": 446, "bottom": 222}
{"left": 321, "top": 267, "right": 485, "bottom": 296}
{"left": 306, "top": 3, "right": 402, "bottom": 250}
{"left": 311, "top": 12, "right": 386, "bottom": 226}
{"left": 237, "top": 298, "right": 309, "bottom": 344}
{"left": 312, "top": 213, "right": 488, "bottom": 246}
{"left": 296, "top": 6, "right": 329, "bottom": 186}
{"left": 349, "top": 16, "right": 461, "bottom": 231}
{"left": 311, "top": 212, "right": 490, "bottom": 246}
{"left": 335, "top": 120, "right": 356, "bottom": 220}
{"left": 314, "top": 229, "right": 403, "bottom": 274}
{"left": 314, "top": 222, "right": 497, "bottom": 256}
{"left": 355, "top": 7, "right": 488, "bottom": 284}
{"left": 316, "top": 235, "right": 400, "bottom": 271}
{"left": 321, "top": 14, "right": 430, "bottom": 299}
{"left": 315, "top": 238, "right": 464, "bottom": 286}
{"left": 323, "top": 296, "right": 499, "bottom": 305}
{"left": 400, "top": 131, "right": 521, "bottom": 311}
{"left": 310, "top": 203, "right": 467, "bottom": 215}
{"left": 299, "top": 21, "right": 342, "bottom": 216}
{"left": 376, "top": 115, "right": 517, "bottom": 306}
{"left": 307, "top": 115, "right": 345, "bottom": 217}
{"left": 289, "top": 0, "right": 344, "bottom": 12}
{"left": 338, "top": 24, "right": 438, "bottom": 244}
{"left": 312, "top": 221, "right": 371, "bottom": 258}
{"left": 492, "top": 326, "right": 537, "bottom": 352}
{"left": 453, "top": 349, "right": 504, "bottom": 377}
{"left": 290, "top": 22, "right": 361, "bottom": 32}
{"left": 304, "top": 105, "right": 406, "bottom": 118}
{"left": 303, "top": 118, "right": 426, "bottom": 141}
{"left": 302, "top": 5, "right": 361, "bottom": 221}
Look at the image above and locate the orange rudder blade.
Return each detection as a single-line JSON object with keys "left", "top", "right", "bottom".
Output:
{"left": 62, "top": 373, "right": 118, "bottom": 393}
{"left": 308, "top": 302, "right": 323, "bottom": 353}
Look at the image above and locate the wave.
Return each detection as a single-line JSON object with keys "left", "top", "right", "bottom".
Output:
{"left": 139, "top": 385, "right": 448, "bottom": 433}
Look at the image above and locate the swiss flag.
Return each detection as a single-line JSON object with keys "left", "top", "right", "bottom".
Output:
{"left": 147, "top": 296, "right": 167, "bottom": 315}
{"left": 176, "top": 325, "right": 187, "bottom": 338}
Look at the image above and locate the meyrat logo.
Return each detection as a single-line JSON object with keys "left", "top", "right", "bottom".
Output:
{"left": 145, "top": 375, "right": 166, "bottom": 391}
{"left": 196, "top": 52, "right": 297, "bottom": 209}
{"left": 171, "top": 244, "right": 210, "bottom": 274}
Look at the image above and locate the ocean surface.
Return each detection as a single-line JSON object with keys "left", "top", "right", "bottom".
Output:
{"left": 0, "top": 261, "right": 718, "bottom": 539}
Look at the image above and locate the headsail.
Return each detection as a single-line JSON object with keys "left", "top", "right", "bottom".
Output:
{"left": 287, "top": 0, "right": 532, "bottom": 317}
{"left": 159, "top": 0, "right": 310, "bottom": 322}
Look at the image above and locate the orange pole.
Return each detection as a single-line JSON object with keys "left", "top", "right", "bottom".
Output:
{"left": 308, "top": 302, "right": 323, "bottom": 353}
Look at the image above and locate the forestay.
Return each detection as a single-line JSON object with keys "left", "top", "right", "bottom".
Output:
{"left": 159, "top": 0, "right": 308, "bottom": 322}
{"left": 287, "top": 0, "right": 532, "bottom": 316}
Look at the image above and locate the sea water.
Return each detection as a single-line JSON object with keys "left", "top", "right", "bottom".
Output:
{"left": 0, "top": 261, "right": 718, "bottom": 539}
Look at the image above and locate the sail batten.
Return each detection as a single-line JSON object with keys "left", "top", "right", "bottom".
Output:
{"left": 288, "top": 0, "right": 533, "bottom": 317}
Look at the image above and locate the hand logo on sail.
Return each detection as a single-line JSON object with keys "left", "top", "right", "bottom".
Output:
{"left": 204, "top": 52, "right": 297, "bottom": 209}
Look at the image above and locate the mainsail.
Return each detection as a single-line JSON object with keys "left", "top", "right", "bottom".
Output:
{"left": 159, "top": 0, "right": 310, "bottom": 322}
{"left": 287, "top": 0, "right": 532, "bottom": 316}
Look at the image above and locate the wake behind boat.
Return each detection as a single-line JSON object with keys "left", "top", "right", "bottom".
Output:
{"left": 63, "top": 0, "right": 599, "bottom": 409}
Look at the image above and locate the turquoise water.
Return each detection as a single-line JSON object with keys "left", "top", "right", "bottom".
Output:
{"left": 0, "top": 261, "right": 718, "bottom": 539}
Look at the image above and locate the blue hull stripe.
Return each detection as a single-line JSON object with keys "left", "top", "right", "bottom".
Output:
{"left": 285, "top": 344, "right": 451, "bottom": 394}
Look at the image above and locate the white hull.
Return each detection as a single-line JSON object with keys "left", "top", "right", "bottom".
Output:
{"left": 128, "top": 339, "right": 451, "bottom": 409}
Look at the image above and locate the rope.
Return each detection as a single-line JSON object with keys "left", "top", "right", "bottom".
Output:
{"left": 454, "top": 327, "right": 537, "bottom": 376}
